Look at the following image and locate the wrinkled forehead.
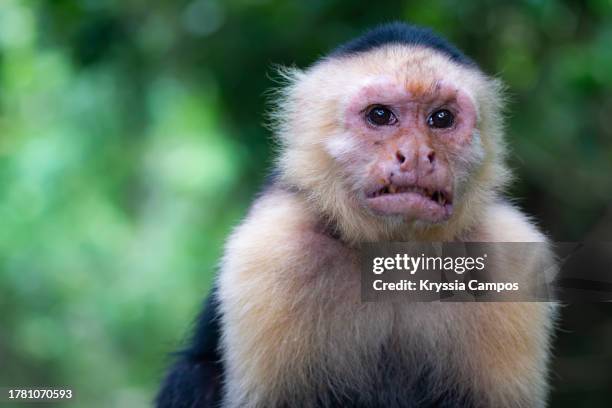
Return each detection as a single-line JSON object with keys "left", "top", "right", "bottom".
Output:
{"left": 347, "top": 76, "right": 466, "bottom": 109}
{"left": 316, "top": 44, "right": 483, "bottom": 105}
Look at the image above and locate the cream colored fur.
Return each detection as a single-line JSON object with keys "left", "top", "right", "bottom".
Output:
{"left": 217, "top": 45, "right": 557, "bottom": 408}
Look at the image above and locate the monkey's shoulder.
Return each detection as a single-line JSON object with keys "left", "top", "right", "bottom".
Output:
{"left": 224, "top": 187, "right": 346, "bottom": 261}
{"left": 472, "top": 200, "right": 548, "bottom": 243}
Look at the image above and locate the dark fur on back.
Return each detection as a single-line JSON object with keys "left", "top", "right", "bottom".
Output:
{"left": 329, "top": 22, "right": 473, "bottom": 66}
{"left": 156, "top": 287, "right": 224, "bottom": 407}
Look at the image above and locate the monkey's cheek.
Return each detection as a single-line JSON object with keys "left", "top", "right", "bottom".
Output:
{"left": 365, "top": 193, "right": 453, "bottom": 223}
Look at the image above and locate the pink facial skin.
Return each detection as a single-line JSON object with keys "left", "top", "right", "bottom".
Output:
{"left": 342, "top": 78, "right": 478, "bottom": 223}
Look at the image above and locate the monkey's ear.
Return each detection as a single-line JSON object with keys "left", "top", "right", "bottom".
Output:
{"left": 263, "top": 65, "right": 305, "bottom": 133}
{"left": 480, "top": 76, "right": 508, "bottom": 113}
{"left": 270, "top": 64, "right": 305, "bottom": 85}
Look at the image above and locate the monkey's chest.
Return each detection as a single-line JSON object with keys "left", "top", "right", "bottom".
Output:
{"left": 286, "top": 304, "right": 479, "bottom": 408}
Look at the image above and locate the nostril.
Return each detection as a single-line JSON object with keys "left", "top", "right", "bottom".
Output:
{"left": 427, "top": 151, "right": 435, "bottom": 163}
{"left": 396, "top": 151, "right": 406, "bottom": 164}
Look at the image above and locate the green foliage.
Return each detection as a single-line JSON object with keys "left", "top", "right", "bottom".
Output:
{"left": 0, "top": 0, "right": 610, "bottom": 406}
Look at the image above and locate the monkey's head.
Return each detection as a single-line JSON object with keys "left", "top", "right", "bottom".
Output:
{"left": 273, "top": 23, "right": 510, "bottom": 241}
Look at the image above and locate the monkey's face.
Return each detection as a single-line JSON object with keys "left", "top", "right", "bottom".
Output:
{"left": 325, "top": 69, "right": 484, "bottom": 224}
{"left": 278, "top": 45, "right": 504, "bottom": 231}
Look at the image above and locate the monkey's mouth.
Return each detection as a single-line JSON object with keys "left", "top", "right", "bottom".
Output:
{"left": 368, "top": 185, "right": 452, "bottom": 205}
{"left": 365, "top": 184, "right": 453, "bottom": 221}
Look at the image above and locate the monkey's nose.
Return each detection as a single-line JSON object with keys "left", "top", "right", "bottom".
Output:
{"left": 395, "top": 147, "right": 436, "bottom": 172}
{"left": 426, "top": 150, "right": 435, "bottom": 164}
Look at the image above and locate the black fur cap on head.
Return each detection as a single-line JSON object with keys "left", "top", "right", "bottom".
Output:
{"left": 329, "top": 22, "right": 474, "bottom": 66}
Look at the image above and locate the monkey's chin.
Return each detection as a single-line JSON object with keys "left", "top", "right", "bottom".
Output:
{"left": 365, "top": 192, "right": 453, "bottom": 223}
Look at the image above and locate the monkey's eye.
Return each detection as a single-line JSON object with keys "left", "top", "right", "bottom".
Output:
{"left": 427, "top": 109, "right": 454, "bottom": 129}
{"left": 366, "top": 106, "right": 397, "bottom": 126}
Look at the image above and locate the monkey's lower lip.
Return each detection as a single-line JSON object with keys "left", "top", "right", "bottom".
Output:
{"left": 365, "top": 186, "right": 453, "bottom": 221}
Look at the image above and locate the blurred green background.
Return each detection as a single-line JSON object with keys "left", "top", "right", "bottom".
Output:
{"left": 0, "top": 0, "right": 611, "bottom": 407}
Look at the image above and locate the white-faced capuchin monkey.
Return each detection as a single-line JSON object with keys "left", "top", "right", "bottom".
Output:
{"left": 157, "top": 22, "right": 557, "bottom": 408}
